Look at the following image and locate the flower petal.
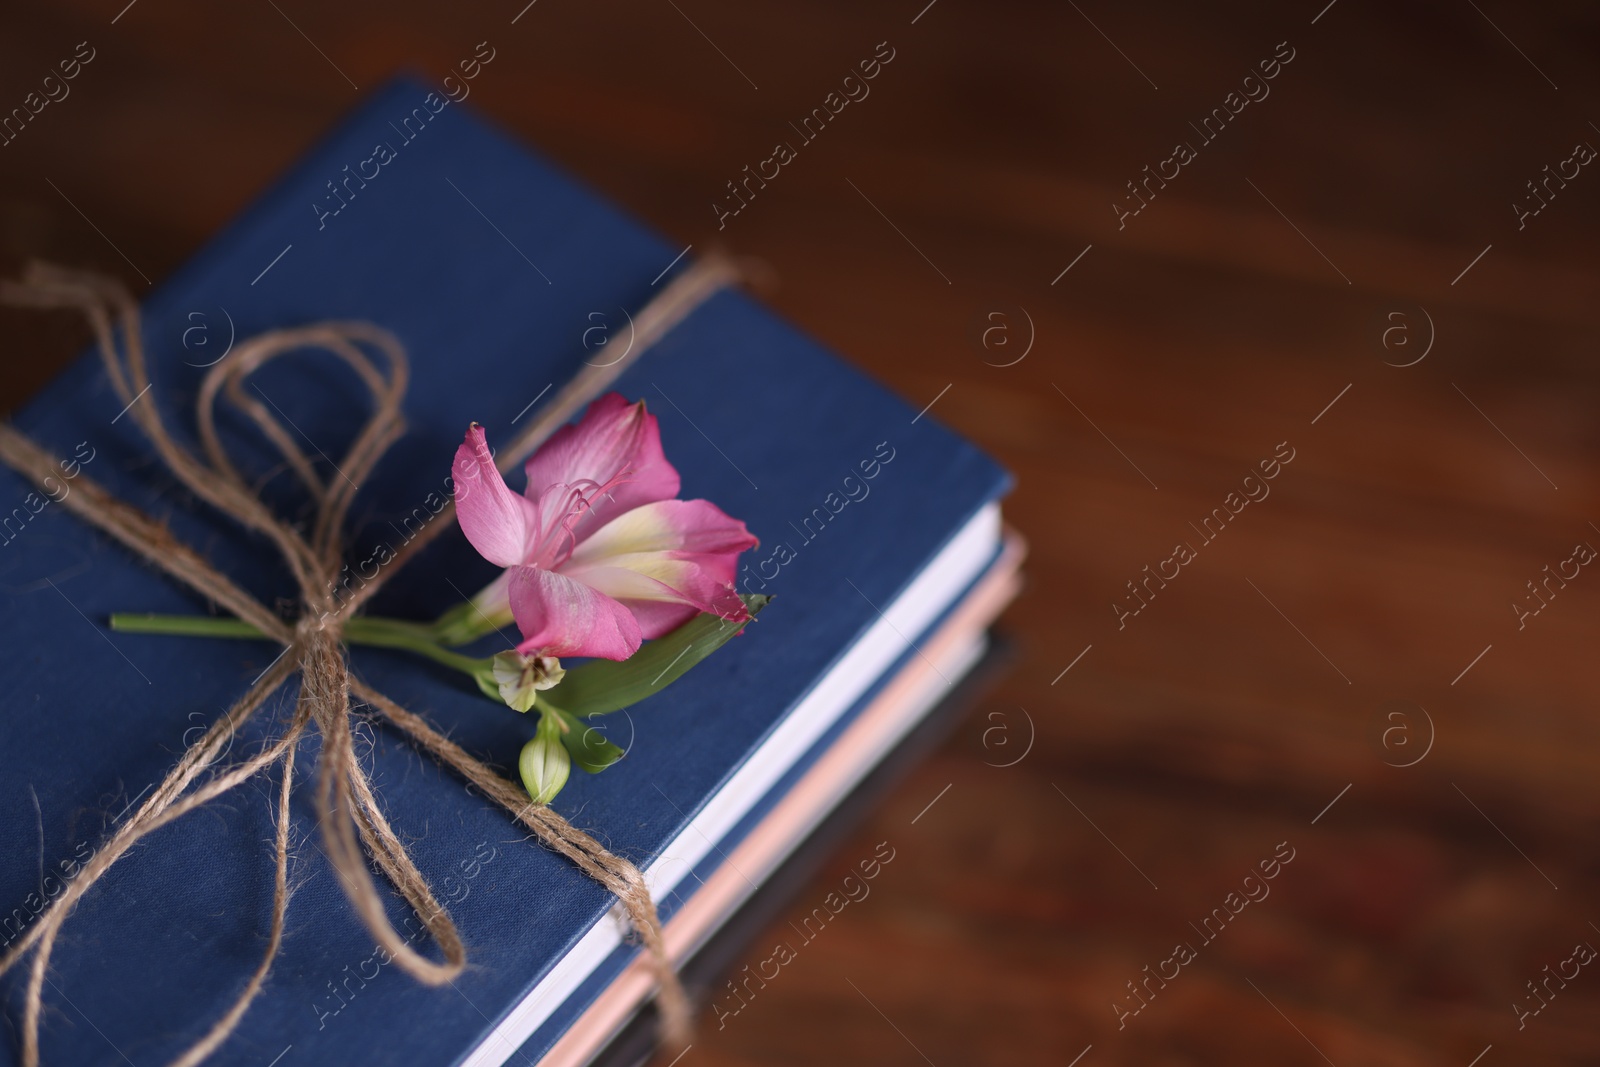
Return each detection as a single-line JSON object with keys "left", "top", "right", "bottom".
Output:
{"left": 569, "top": 564, "right": 748, "bottom": 637}
{"left": 567, "top": 498, "right": 759, "bottom": 567}
{"left": 561, "top": 499, "right": 758, "bottom": 637}
{"left": 619, "top": 599, "right": 702, "bottom": 639}
{"left": 507, "top": 565, "right": 642, "bottom": 660}
{"left": 522, "top": 394, "right": 680, "bottom": 539}
{"left": 453, "top": 425, "right": 544, "bottom": 567}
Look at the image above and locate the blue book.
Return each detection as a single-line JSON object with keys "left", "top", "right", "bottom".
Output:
{"left": 0, "top": 78, "right": 1008, "bottom": 1066}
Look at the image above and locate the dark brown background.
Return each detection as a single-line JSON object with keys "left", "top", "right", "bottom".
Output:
{"left": 4, "top": 1, "right": 1600, "bottom": 1063}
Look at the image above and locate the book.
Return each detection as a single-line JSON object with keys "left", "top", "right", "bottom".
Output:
{"left": 591, "top": 627, "right": 1021, "bottom": 1067}
{"left": 0, "top": 77, "right": 1012, "bottom": 1066}
{"left": 538, "top": 536, "right": 1022, "bottom": 1066}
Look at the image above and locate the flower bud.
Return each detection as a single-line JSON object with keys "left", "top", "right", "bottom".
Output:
{"left": 520, "top": 712, "right": 571, "bottom": 804}
{"left": 491, "top": 650, "right": 566, "bottom": 712}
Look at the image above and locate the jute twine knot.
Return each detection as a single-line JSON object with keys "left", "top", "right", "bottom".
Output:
{"left": 0, "top": 257, "right": 740, "bottom": 1066}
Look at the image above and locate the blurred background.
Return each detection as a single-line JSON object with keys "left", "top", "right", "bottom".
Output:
{"left": 4, "top": 1, "right": 1599, "bottom": 1063}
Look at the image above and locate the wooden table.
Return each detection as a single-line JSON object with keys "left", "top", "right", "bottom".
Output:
{"left": 3, "top": 1, "right": 1597, "bottom": 1063}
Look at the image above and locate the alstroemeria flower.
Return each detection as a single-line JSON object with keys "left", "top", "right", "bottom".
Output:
{"left": 453, "top": 394, "right": 758, "bottom": 661}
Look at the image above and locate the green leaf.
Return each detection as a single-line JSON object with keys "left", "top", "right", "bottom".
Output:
{"left": 552, "top": 708, "right": 627, "bottom": 773}
{"left": 545, "top": 594, "right": 770, "bottom": 717}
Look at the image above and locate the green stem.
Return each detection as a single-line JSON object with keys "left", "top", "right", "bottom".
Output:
{"left": 341, "top": 616, "right": 489, "bottom": 675}
{"left": 110, "top": 612, "right": 490, "bottom": 676}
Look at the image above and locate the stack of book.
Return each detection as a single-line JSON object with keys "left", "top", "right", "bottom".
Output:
{"left": 0, "top": 80, "right": 1018, "bottom": 1066}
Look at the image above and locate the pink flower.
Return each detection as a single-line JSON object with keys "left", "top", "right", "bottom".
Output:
{"left": 452, "top": 394, "right": 758, "bottom": 660}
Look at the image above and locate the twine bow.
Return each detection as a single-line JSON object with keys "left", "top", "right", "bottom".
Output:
{"left": 0, "top": 258, "right": 738, "bottom": 1066}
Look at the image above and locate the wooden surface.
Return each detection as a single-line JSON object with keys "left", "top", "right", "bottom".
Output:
{"left": 4, "top": 1, "right": 1600, "bottom": 1063}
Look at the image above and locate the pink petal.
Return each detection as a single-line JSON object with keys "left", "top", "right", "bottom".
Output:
{"left": 621, "top": 599, "right": 702, "bottom": 638}
{"left": 567, "top": 499, "right": 759, "bottom": 566}
{"left": 569, "top": 565, "right": 749, "bottom": 637}
{"left": 522, "top": 394, "right": 680, "bottom": 541}
{"left": 561, "top": 499, "right": 758, "bottom": 637}
{"left": 453, "top": 425, "right": 545, "bottom": 567}
{"left": 507, "top": 565, "right": 643, "bottom": 660}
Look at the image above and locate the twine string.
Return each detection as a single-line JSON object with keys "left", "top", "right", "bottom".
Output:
{"left": 0, "top": 257, "right": 735, "bottom": 1064}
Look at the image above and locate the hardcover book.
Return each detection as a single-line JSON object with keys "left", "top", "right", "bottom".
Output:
{"left": 0, "top": 78, "right": 1011, "bottom": 1066}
